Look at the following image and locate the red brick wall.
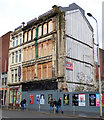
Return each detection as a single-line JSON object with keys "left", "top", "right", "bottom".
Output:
{"left": 1, "top": 32, "right": 11, "bottom": 73}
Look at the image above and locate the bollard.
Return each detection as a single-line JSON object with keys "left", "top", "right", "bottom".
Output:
{"left": 39, "top": 104, "right": 40, "bottom": 112}
{"left": 73, "top": 106, "right": 75, "bottom": 115}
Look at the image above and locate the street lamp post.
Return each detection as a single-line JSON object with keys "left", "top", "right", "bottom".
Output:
{"left": 87, "top": 13, "right": 102, "bottom": 117}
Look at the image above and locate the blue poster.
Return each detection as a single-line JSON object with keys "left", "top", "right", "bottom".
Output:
{"left": 36, "top": 95, "right": 40, "bottom": 104}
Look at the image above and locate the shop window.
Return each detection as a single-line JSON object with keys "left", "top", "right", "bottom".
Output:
{"left": 10, "top": 90, "right": 13, "bottom": 104}
{"left": 16, "top": 89, "right": 20, "bottom": 104}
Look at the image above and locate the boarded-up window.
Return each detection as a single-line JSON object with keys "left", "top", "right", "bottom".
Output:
{"left": 48, "top": 40, "right": 52, "bottom": 55}
{"left": 48, "top": 21, "right": 53, "bottom": 33}
{"left": 33, "top": 28, "right": 36, "bottom": 39}
{"left": 32, "top": 45, "right": 35, "bottom": 59}
{"left": 23, "top": 68, "right": 26, "bottom": 81}
{"left": 38, "top": 26, "right": 42, "bottom": 37}
{"left": 43, "top": 23, "right": 47, "bottom": 35}
{"left": 48, "top": 62, "right": 52, "bottom": 78}
{"left": 43, "top": 63, "right": 47, "bottom": 79}
{"left": 28, "top": 30, "right": 31, "bottom": 41}
{"left": 32, "top": 65, "right": 35, "bottom": 79}
{"left": 24, "top": 32, "right": 27, "bottom": 42}
{"left": 27, "top": 67, "right": 31, "bottom": 80}
{"left": 43, "top": 42, "right": 47, "bottom": 56}
{"left": 38, "top": 43, "right": 41, "bottom": 58}
{"left": 28, "top": 46, "right": 32, "bottom": 60}
{"left": 37, "top": 64, "right": 41, "bottom": 79}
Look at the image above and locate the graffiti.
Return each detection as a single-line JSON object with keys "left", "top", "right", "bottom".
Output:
{"left": 76, "top": 72, "right": 92, "bottom": 84}
{"left": 76, "top": 72, "right": 85, "bottom": 83}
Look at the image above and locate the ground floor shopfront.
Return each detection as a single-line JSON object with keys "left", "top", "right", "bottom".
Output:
{"left": 8, "top": 85, "right": 22, "bottom": 109}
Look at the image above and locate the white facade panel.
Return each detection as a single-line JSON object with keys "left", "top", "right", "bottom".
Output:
{"left": 65, "top": 10, "right": 93, "bottom": 47}
{"left": 65, "top": 9, "right": 94, "bottom": 92}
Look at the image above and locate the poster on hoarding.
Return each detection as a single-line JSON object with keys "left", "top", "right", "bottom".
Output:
{"left": 30, "top": 95, "right": 34, "bottom": 104}
{"left": 78, "top": 94, "right": 85, "bottom": 106}
{"left": 89, "top": 94, "right": 96, "bottom": 106}
{"left": 63, "top": 94, "right": 69, "bottom": 105}
{"left": 96, "top": 94, "right": 100, "bottom": 106}
{"left": 36, "top": 95, "right": 40, "bottom": 104}
{"left": 72, "top": 94, "right": 79, "bottom": 106}
{"left": 102, "top": 93, "right": 104, "bottom": 107}
{"left": 40, "top": 94, "right": 45, "bottom": 104}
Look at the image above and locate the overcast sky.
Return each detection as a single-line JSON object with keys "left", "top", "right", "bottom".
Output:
{"left": 0, "top": 0, "right": 103, "bottom": 48}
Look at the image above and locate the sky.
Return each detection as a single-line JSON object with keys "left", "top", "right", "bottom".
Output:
{"left": 0, "top": 0, "right": 103, "bottom": 48}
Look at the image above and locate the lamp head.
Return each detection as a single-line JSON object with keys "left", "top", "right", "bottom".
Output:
{"left": 87, "top": 13, "right": 92, "bottom": 17}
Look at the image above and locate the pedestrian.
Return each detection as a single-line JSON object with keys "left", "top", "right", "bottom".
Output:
{"left": 20, "top": 100, "right": 24, "bottom": 110}
{"left": 23, "top": 98, "right": 26, "bottom": 110}
{"left": 53, "top": 99, "right": 58, "bottom": 112}
{"left": 57, "top": 98, "right": 63, "bottom": 113}
{"left": 50, "top": 98, "right": 54, "bottom": 112}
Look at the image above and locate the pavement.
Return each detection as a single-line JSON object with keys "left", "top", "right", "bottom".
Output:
{"left": 2, "top": 106, "right": 104, "bottom": 120}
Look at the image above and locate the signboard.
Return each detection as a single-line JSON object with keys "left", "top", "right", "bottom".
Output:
{"left": 30, "top": 95, "right": 34, "bottom": 104}
{"left": 40, "top": 94, "right": 45, "bottom": 104}
{"left": 36, "top": 95, "right": 40, "bottom": 104}
{"left": 48, "top": 94, "right": 53, "bottom": 104}
{"left": 79, "top": 94, "right": 85, "bottom": 106}
{"left": 96, "top": 94, "right": 100, "bottom": 106}
{"left": 72, "top": 94, "right": 79, "bottom": 106}
{"left": 63, "top": 94, "right": 69, "bottom": 105}
{"left": 89, "top": 94, "right": 96, "bottom": 106}
{"left": 66, "top": 62, "right": 73, "bottom": 70}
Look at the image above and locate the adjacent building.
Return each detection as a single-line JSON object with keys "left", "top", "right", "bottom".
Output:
{"left": 7, "top": 3, "right": 95, "bottom": 108}
{"left": 0, "top": 31, "right": 11, "bottom": 105}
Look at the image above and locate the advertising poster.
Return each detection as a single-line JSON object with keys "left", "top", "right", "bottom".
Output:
{"left": 40, "top": 94, "right": 45, "bottom": 104}
{"left": 96, "top": 94, "right": 100, "bottom": 106}
{"left": 30, "top": 95, "right": 34, "bottom": 104}
{"left": 102, "top": 93, "right": 104, "bottom": 107}
{"left": 63, "top": 94, "right": 69, "bottom": 105}
{"left": 72, "top": 94, "right": 79, "bottom": 106}
{"left": 78, "top": 94, "right": 85, "bottom": 106}
{"left": 48, "top": 94, "right": 53, "bottom": 104}
{"left": 36, "top": 95, "right": 40, "bottom": 104}
{"left": 89, "top": 94, "right": 96, "bottom": 106}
